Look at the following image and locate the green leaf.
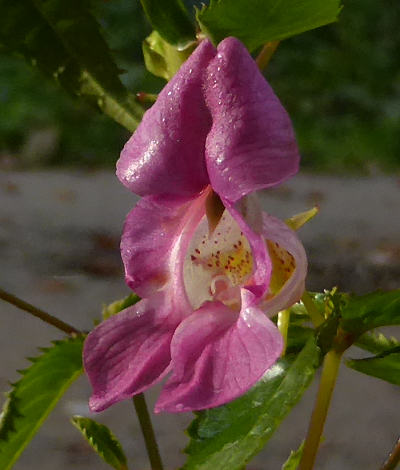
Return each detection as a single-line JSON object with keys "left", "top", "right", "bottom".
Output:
{"left": 71, "top": 416, "right": 128, "bottom": 470}
{"left": 197, "top": 0, "right": 342, "bottom": 52}
{"left": 0, "top": 0, "right": 143, "bottom": 132}
{"left": 282, "top": 441, "right": 304, "bottom": 470}
{"left": 183, "top": 338, "right": 320, "bottom": 470}
{"left": 286, "top": 325, "right": 314, "bottom": 354}
{"left": 140, "top": 0, "right": 196, "bottom": 48}
{"left": 341, "top": 290, "right": 400, "bottom": 335}
{"left": 355, "top": 330, "right": 399, "bottom": 355}
{"left": 143, "top": 30, "right": 195, "bottom": 81}
{"left": 102, "top": 293, "right": 141, "bottom": 321}
{"left": 0, "top": 337, "right": 84, "bottom": 470}
{"left": 316, "top": 309, "right": 340, "bottom": 354}
{"left": 346, "top": 347, "right": 400, "bottom": 386}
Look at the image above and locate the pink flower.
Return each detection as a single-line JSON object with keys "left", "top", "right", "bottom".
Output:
{"left": 83, "top": 37, "right": 307, "bottom": 413}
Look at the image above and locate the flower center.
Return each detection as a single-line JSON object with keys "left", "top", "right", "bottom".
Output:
{"left": 183, "top": 209, "right": 253, "bottom": 310}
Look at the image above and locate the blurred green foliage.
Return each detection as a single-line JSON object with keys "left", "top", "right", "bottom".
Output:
{"left": 0, "top": 0, "right": 398, "bottom": 171}
{"left": 268, "top": 0, "right": 400, "bottom": 172}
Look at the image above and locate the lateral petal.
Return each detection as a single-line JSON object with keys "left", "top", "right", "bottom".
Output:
{"left": 117, "top": 39, "right": 215, "bottom": 197}
{"left": 155, "top": 295, "right": 283, "bottom": 413}
{"left": 121, "top": 190, "right": 208, "bottom": 305}
{"left": 261, "top": 212, "right": 308, "bottom": 315}
{"left": 84, "top": 294, "right": 176, "bottom": 412}
{"left": 205, "top": 37, "right": 300, "bottom": 202}
{"left": 224, "top": 195, "right": 272, "bottom": 301}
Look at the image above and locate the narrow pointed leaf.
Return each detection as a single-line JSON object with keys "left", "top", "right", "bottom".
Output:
{"left": 140, "top": 0, "right": 196, "bottom": 48}
{"left": 183, "top": 338, "right": 320, "bottom": 470}
{"left": 197, "top": 0, "right": 342, "bottom": 52}
{"left": 346, "top": 347, "right": 400, "bottom": 386}
{"left": 0, "top": 0, "right": 143, "bottom": 131}
{"left": 282, "top": 441, "right": 304, "bottom": 470}
{"left": 71, "top": 416, "right": 128, "bottom": 470}
{"left": 341, "top": 290, "right": 400, "bottom": 335}
{"left": 0, "top": 337, "right": 84, "bottom": 470}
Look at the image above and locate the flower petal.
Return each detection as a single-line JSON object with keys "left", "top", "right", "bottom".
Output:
{"left": 224, "top": 196, "right": 271, "bottom": 301}
{"left": 154, "top": 293, "right": 283, "bottom": 413}
{"left": 121, "top": 190, "right": 208, "bottom": 304}
{"left": 84, "top": 294, "right": 177, "bottom": 412}
{"left": 117, "top": 40, "right": 215, "bottom": 197}
{"left": 205, "top": 37, "right": 300, "bottom": 202}
{"left": 261, "top": 213, "right": 308, "bottom": 315}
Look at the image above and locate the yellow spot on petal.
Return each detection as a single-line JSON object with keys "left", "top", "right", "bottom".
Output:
{"left": 267, "top": 240, "right": 296, "bottom": 295}
{"left": 192, "top": 235, "right": 253, "bottom": 287}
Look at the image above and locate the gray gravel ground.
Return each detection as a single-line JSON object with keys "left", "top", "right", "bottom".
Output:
{"left": 0, "top": 170, "right": 399, "bottom": 470}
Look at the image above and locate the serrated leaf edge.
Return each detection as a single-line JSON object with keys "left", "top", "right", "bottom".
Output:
{"left": 0, "top": 338, "right": 83, "bottom": 470}
{"left": 71, "top": 416, "right": 128, "bottom": 470}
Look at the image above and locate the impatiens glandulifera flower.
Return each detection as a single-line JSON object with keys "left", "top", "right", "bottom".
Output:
{"left": 84, "top": 37, "right": 307, "bottom": 413}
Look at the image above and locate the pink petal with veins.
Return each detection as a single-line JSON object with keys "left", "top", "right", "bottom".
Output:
{"left": 155, "top": 291, "right": 282, "bottom": 413}
{"left": 84, "top": 294, "right": 177, "bottom": 412}
{"left": 205, "top": 37, "right": 299, "bottom": 202}
{"left": 117, "top": 40, "right": 215, "bottom": 197}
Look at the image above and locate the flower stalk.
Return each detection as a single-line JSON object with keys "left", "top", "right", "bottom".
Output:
{"left": 256, "top": 40, "right": 280, "bottom": 70}
{"left": 277, "top": 309, "right": 290, "bottom": 355}
{"left": 298, "top": 346, "right": 343, "bottom": 470}
{"left": 132, "top": 394, "right": 164, "bottom": 470}
{"left": 299, "top": 326, "right": 353, "bottom": 470}
{"left": 0, "top": 287, "right": 80, "bottom": 336}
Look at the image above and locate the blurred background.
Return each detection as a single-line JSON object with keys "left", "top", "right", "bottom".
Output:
{"left": 0, "top": 0, "right": 399, "bottom": 469}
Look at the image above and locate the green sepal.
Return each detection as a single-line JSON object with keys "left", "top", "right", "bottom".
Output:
{"left": 286, "top": 207, "right": 318, "bottom": 231}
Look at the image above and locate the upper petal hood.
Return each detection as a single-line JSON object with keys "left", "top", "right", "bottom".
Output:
{"left": 205, "top": 37, "right": 300, "bottom": 202}
{"left": 117, "top": 39, "right": 215, "bottom": 197}
{"left": 117, "top": 37, "right": 300, "bottom": 201}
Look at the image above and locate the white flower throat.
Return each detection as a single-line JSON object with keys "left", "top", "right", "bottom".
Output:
{"left": 183, "top": 209, "right": 253, "bottom": 310}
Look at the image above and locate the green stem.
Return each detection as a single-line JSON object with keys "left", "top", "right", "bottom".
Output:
{"left": 278, "top": 309, "right": 290, "bottom": 355}
{"left": 298, "top": 348, "right": 343, "bottom": 470}
{"left": 0, "top": 287, "right": 80, "bottom": 336}
{"left": 301, "top": 291, "right": 325, "bottom": 327}
{"left": 381, "top": 437, "right": 400, "bottom": 470}
{"left": 256, "top": 40, "right": 280, "bottom": 70}
{"left": 132, "top": 394, "right": 164, "bottom": 470}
